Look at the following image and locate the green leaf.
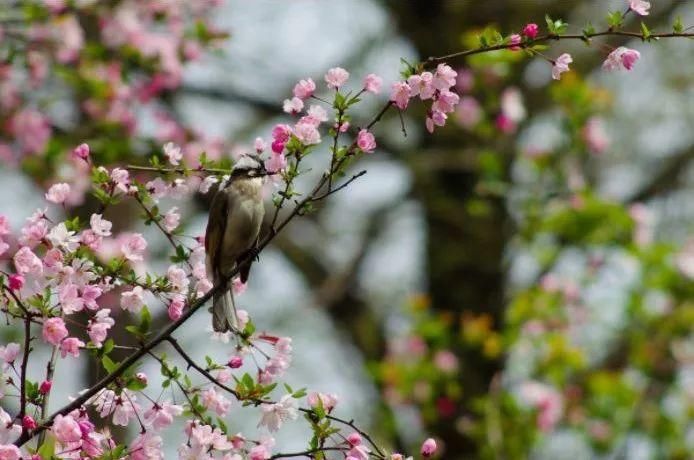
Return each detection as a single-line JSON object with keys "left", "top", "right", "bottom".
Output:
{"left": 673, "top": 15, "right": 684, "bottom": 33}
{"left": 582, "top": 22, "right": 596, "bottom": 37}
{"left": 640, "top": 21, "right": 652, "bottom": 40}
{"left": 102, "top": 338, "right": 115, "bottom": 354}
{"left": 37, "top": 437, "right": 55, "bottom": 459}
{"left": 606, "top": 11, "right": 623, "bottom": 28}
{"left": 102, "top": 355, "right": 118, "bottom": 374}
{"left": 139, "top": 306, "right": 152, "bottom": 334}
{"left": 241, "top": 373, "right": 255, "bottom": 390}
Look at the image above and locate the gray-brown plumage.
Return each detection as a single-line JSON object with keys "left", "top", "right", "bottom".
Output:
{"left": 205, "top": 156, "right": 265, "bottom": 332}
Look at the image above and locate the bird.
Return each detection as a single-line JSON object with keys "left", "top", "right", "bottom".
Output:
{"left": 205, "top": 155, "right": 266, "bottom": 332}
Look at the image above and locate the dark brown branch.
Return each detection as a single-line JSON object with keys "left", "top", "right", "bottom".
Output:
{"left": 627, "top": 146, "right": 694, "bottom": 203}
{"left": 427, "top": 30, "right": 694, "bottom": 65}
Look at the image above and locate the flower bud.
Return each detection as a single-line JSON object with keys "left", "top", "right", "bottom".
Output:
{"left": 39, "top": 380, "right": 52, "bottom": 394}
{"left": 22, "top": 415, "right": 37, "bottom": 430}
{"left": 228, "top": 356, "right": 243, "bottom": 369}
{"left": 421, "top": 438, "right": 437, "bottom": 457}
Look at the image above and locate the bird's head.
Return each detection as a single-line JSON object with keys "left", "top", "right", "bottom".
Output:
{"left": 231, "top": 154, "right": 267, "bottom": 179}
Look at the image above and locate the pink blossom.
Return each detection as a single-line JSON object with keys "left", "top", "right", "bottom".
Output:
{"left": 89, "top": 213, "right": 112, "bottom": 237}
{"left": 81, "top": 230, "right": 101, "bottom": 250}
{"left": 433, "top": 64, "right": 457, "bottom": 90}
{"left": 522, "top": 23, "right": 539, "bottom": 39}
{"left": 408, "top": 72, "right": 435, "bottom": 100}
{"left": 121, "top": 286, "right": 145, "bottom": 312}
{"left": 82, "top": 285, "right": 102, "bottom": 310}
{"left": 130, "top": 432, "right": 163, "bottom": 460}
{"left": 347, "top": 432, "right": 362, "bottom": 446}
{"left": 59, "top": 283, "right": 84, "bottom": 314}
{"left": 73, "top": 143, "right": 90, "bottom": 161}
{"left": 110, "top": 168, "right": 130, "bottom": 193}
{"left": 88, "top": 309, "right": 114, "bottom": 346}
{"left": 363, "top": 73, "right": 382, "bottom": 94}
{"left": 390, "top": 81, "right": 412, "bottom": 110}
{"left": 434, "top": 350, "right": 459, "bottom": 373}
{"left": 14, "top": 247, "right": 42, "bottom": 275}
{"left": 163, "top": 142, "right": 182, "bottom": 166}
{"left": 144, "top": 401, "right": 183, "bottom": 431}
{"left": 163, "top": 207, "right": 180, "bottom": 232}
{"left": 0, "top": 216, "right": 10, "bottom": 236}
{"left": 271, "top": 124, "right": 293, "bottom": 144}
{"left": 455, "top": 96, "right": 482, "bottom": 128}
{"left": 202, "top": 387, "right": 231, "bottom": 416}
{"left": 500, "top": 87, "right": 526, "bottom": 123}
{"left": 551, "top": 53, "right": 573, "bottom": 80}
{"left": 495, "top": 113, "right": 516, "bottom": 134}
{"left": 305, "top": 105, "right": 328, "bottom": 125}
{"left": 629, "top": 0, "right": 650, "bottom": 15}
{"left": 265, "top": 151, "right": 287, "bottom": 174}
{"left": 324, "top": 67, "right": 349, "bottom": 89}
{"left": 293, "top": 78, "right": 316, "bottom": 99}
{"left": 0, "top": 445, "right": 21, "bottom": 460}
{"left": 426, "top": 110, "right": 447, "bottom": 133}
{"left": 8, "top": 274, "right": 24, "bottom": 291}
{"left": 39, "top": 380, "right": 52, "bottom": 395}
{"left": 0, "top": 408, "right": 21, "bottom": 445}
{"left": 283, "top": 97, "right": 304, "bottom": 114}
{"left": 147, "top": 177, "right": 170, "bottom": 200}
{"left": 433, "top": 90, "right": 458, "bottom": 115}
{"left": 357, "top": 129, "right": 377, "bottom": 153}
{"left": 509, "top": 34, "right": 522, "bottom": 51}
{"left": 60, "top": 337, "right": 85, "bottom": 358}
{"left": 121, "top": 233, "right": 147, "bottom": 262}
{"left": 307, "top": 392, "right": 338, "bottom": 412}
{"left": 259, "top": 394, "right": 298, "bottom": 432}
{"left": 582, "top": 117, "right": 610, "bottom": 154}
{"left": 0, "top": 343, "right": 19, "bottom": 366}
{"left": 52, "top": 414, "right": 82, "bottom": 443}
{"left": 421, "top": 438, "right": 437, "bottom": 457}
{"left": 602, "top": 47, "right": 640, "bottom": 71}
{"left": 112, "top": 390, "right": 141, "bottom": 426}
{"left": 294, "top": 121, "right": 321, "bottom": 145}
{"left": 10, "top": 108, "right": 50, "bottom": 154}
{"left": 46, "top": 183, "right": 71, "bottom": 204}
{"left": 675, "top": 239, "right": 694, "bottom": 280}
{"left": 55, "top": 15, "right": 84, "bottom": 63}
{"left": 249, "top": 445, "right": 270, "bottom": 460}
{"left": 254, "top": 137, "right": 267, "bottom": 153}
{"left": 519, "top": 381, "right": 563, "bottom": 432}
{"left": 47, "top": 223, "right": 80, "bottom": 252}
{"left": 20, "top": 218, "right": 48, "bottom": 248}
{"left": 228, "top": 356, "right": 243, "bottom": 368}
{"left": 42, "top": 317, "right": 68, "bottom": 346}
{"left": 168, "top": 295, "right": 185, "bottom": 321}
{"left": 167, "top": 266, "right": 189, "bottom": 292}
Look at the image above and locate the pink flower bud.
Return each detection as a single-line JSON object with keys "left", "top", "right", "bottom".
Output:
{"left": 347, "top": 432, "right": 362, "bottom": 446}
{"left": 39, "top": 380, "right": 52, "bottom": 394}
{"left": 136, "top": 372, "right": 148, "bottom": 384}
{"left": 22, "top": 415, "right": 37, "bottom": 430}
{"left": 228, "top": 356, "right": 243, "bottom": 369}
{"left": 522, "top": 23, "right": 539, "bottom": 39}
{"left": 8, "top": 274, "right": 24, "bottom": 291}
{"left": 73, "top": 143, "right": 90, "bottom": 161}
{"left": 421, "top": 438, "right": 437, "bottom": 457}
{"left": 509, "top": 34, "right": 522, "bottom": 51}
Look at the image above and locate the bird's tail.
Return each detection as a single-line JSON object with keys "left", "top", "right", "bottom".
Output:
{"left": 211, "top": 283, "right": 237, "bottom": 332}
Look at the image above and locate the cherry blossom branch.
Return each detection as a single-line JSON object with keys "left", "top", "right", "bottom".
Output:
{"left": 133, "top": 195, "right": 192, "bottom": 269}
{"left": 165, "top": 337, "right": 243, "bottom": 400}
{"left": 269, "top": 447, "right": 348, "bottom": 459}
{"left": 167, "top": 336, "right": 388, "bottom": 458}
{"left": 311, "top": 170, "right": 367, "bottom": 202}
{"left": 126, "top": 165, "right": 231, "bottom": 175}
{"left": 426, "top": 30, "right": 694, "bottom": 65}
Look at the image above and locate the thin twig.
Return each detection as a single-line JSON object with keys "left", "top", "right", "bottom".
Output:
{"left": 311, "top": 170, "right": 367, "bottom": 201}
{"left": 426, "top": 30, "right": 694, "bottom": 65}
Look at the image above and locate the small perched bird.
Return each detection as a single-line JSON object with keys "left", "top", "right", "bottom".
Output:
{"left": 205, "top": 155, "right": 266, "bottom": 332}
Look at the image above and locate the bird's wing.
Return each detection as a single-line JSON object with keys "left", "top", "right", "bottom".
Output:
{"left": 205, "top": 189, "right": 229, "bottom": 281}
